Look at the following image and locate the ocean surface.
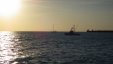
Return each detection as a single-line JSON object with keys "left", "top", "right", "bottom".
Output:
{"left": 0, "top": 31, "right": 113, "bottom": 64}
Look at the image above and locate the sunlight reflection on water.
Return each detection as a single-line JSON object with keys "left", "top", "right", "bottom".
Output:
{"left": 0, "top": 32, "right": 113, "bottom": 64}
{"left": 0, "top": 32, "right": 20, "bottom": 64}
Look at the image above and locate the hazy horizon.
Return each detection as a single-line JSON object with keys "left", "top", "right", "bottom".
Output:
{"left": 0, "top": 0, "right": 113, "bottom": 31}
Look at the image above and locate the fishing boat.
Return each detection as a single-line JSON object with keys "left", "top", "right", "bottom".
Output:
{"left": 65, "top": 25, "right": 80, "bottom": 36}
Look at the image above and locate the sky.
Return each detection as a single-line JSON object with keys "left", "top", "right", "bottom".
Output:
{"left": 0, "top": 0, "right": 113, "bottom": 31}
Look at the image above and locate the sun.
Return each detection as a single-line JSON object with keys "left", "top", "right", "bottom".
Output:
{"left": 0, "top": 0, "right": 22, "bottom": 18}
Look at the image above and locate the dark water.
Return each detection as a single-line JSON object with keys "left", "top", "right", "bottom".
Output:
{"left": 0, "top": 31, "right": 113, "bottom": 64}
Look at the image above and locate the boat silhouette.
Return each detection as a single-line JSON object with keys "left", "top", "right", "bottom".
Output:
{"left": 65, "top": 25, "right": 80, "bottom": 36}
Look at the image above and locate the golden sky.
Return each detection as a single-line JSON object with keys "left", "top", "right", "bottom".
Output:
{"left": 0, "top": 0, "right": 113, "bottom": 31}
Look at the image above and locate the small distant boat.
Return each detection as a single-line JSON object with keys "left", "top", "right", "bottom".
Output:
{"left": 65, "top": 25, "right": 80, "bottom": 36}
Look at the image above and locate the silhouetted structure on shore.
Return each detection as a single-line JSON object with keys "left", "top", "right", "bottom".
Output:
{"left": 87, "top": 29, "right": 113, "bottom": 33}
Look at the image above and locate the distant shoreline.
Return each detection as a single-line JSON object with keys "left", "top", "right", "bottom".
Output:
{"left": 87, "top": 30, "right": 113, "bottom": 32}
{"left": 0, "top": 31, "right": 113, "bottom": 33}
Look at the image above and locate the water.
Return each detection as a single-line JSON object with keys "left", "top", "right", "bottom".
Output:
{"left": 0, "top": 31, "right": 113, "bottom": 64}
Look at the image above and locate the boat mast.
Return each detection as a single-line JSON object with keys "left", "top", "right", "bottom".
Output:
{"left": 53, "top": 24, "right": 54, "bottom": 32}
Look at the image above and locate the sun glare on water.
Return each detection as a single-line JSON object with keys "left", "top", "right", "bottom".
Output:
{"left": 0, "top": 0, "right": 22, "bottom": 18}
